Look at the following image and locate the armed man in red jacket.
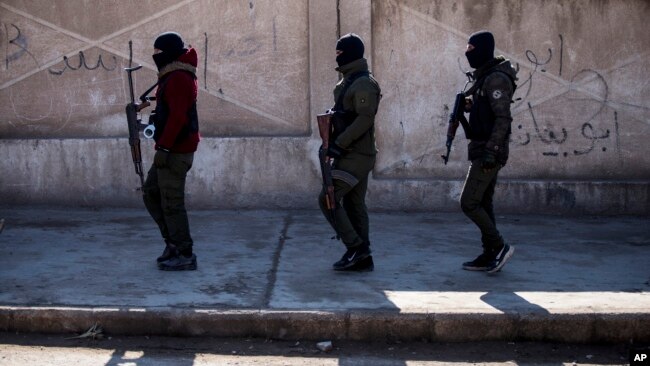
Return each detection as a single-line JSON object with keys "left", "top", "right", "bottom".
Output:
{"left": 143, "top": 32, "right": 200, "bottom": 271}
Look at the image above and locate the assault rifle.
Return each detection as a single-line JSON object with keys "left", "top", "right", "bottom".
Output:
{"left": 124, "top": 64, "right": 157, "bottom": 189}
{"left": 441, "top": 72, "right": 473, "bottom": 165}
{"left": 317, "top": 112, "right": 337, "bottom": 234}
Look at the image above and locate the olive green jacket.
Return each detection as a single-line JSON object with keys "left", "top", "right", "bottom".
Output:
{"left": 333, "top": 58, "right": 381, "bottom": 155}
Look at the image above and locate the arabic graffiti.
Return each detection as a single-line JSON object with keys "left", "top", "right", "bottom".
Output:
{"left": 48, "top": 51, "right": 117, "bottom": 75}
{"left": 511, "top": 34, "right": 630, "bottom": 158}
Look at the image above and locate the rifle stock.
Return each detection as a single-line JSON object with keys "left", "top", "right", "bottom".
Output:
{"left": 317, "top": 113, "right": 332, "bottom": 149}
{"left": 317, "top": 112, "right": 337, "bottom": 235}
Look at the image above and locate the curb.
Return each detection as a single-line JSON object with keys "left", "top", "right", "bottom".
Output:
{"left": 1, "top": 307, "right": 649, "bottom": 343}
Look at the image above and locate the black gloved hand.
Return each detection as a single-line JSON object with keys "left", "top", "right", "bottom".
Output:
{"left": 326, "top": 144, "right": 346, "bottom": 159}
{"left": 481, "top": 150, "right": 498, "bottom": 172}
{"left": 154, "top": 148, "right": 170, "bottom": 168}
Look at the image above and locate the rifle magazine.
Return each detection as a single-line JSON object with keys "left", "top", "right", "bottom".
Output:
{"left": 331, "top": 169, "right": 359, "bottom": 188}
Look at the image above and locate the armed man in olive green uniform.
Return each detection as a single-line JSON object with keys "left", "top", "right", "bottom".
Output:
{"left": 459, "top": 31, "right": 516, "bottom": 273}
{"left": 319, "top": 33, "right": 381, "bottom": 272}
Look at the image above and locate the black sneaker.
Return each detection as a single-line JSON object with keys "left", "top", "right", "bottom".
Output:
{"left": 158, "top": 253, "right": 197, "bottom": 271}
{"left": 156, "top": 241, "right": 177, "bottom": 263}
{"left": 337, "top": 255, "right": 374, "bottom": 272}
{"left": 487, "top": 244, "right": 514, "bottom": 273}
{"left": 333, "top": 246, "right": 371, "bottom": 271}
{"left": 462, "top": 252, "right": 495, "bottom": 271}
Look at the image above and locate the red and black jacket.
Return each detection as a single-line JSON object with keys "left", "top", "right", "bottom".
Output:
{"left": 153, "top": 47, "right": 200, "bottom": 153}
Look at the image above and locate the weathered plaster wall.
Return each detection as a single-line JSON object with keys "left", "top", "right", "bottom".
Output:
{"left": 373, "top": 0, "right": 650, "bottom": 181}
{"left": 0, "top": 0, "right": 648, "bottom": 214}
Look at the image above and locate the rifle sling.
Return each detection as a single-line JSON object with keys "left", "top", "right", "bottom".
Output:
{"left": 139, "top": 81, "right": 159, "bottom": 102}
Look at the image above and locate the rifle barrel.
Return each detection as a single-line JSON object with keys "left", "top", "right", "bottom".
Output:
{"left": 124, "top": 65, "right": 143, "bottom": 104}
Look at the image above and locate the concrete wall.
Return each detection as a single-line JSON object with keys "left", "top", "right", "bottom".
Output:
{"left": 0, "top": 0, "right": 648, "bottom": 214}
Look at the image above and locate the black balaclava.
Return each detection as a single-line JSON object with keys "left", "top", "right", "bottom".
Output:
{"left": 465, "top": 31, "right": 495, "bottom": 69}
{"left": 336, "top": 33, "right": 364, "bottom": 67}
{"left": 153, "top": 32, "right": 186, "bottom": 71}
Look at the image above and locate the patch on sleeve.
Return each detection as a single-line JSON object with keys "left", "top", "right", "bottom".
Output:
{"left": 492, "top": 90, "right": 503, "bottom": 99}
{"left": 355, "top": 90, "right": 372, "bottom": 109}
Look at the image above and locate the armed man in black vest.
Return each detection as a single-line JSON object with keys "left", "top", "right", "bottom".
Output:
{"left": 460, "top": 31, "right": 516, "bottom": 273}
{"left": 319, "top": 33, "right": 381, "bottom": 272}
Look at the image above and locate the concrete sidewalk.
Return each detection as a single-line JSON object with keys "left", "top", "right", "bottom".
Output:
{"left": 0, "top": 207, "right": 648, "bottom": 342}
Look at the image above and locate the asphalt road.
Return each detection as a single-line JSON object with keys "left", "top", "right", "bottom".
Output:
{"left": 0, "top": 332, "right": 643, "bottom": 366}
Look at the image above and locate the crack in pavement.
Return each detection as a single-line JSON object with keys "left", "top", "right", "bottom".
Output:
{"left": 262, "top": 213, "right": 293, "bottom": 308}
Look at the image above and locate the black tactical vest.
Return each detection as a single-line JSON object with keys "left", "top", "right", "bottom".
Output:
{"left": 468, "top": 70, "right": 516, "bottom": 141}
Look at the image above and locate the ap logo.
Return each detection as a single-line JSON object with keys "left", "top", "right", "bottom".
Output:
{"left": 630, "top": 348, "right": 650, "bottom": 366}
